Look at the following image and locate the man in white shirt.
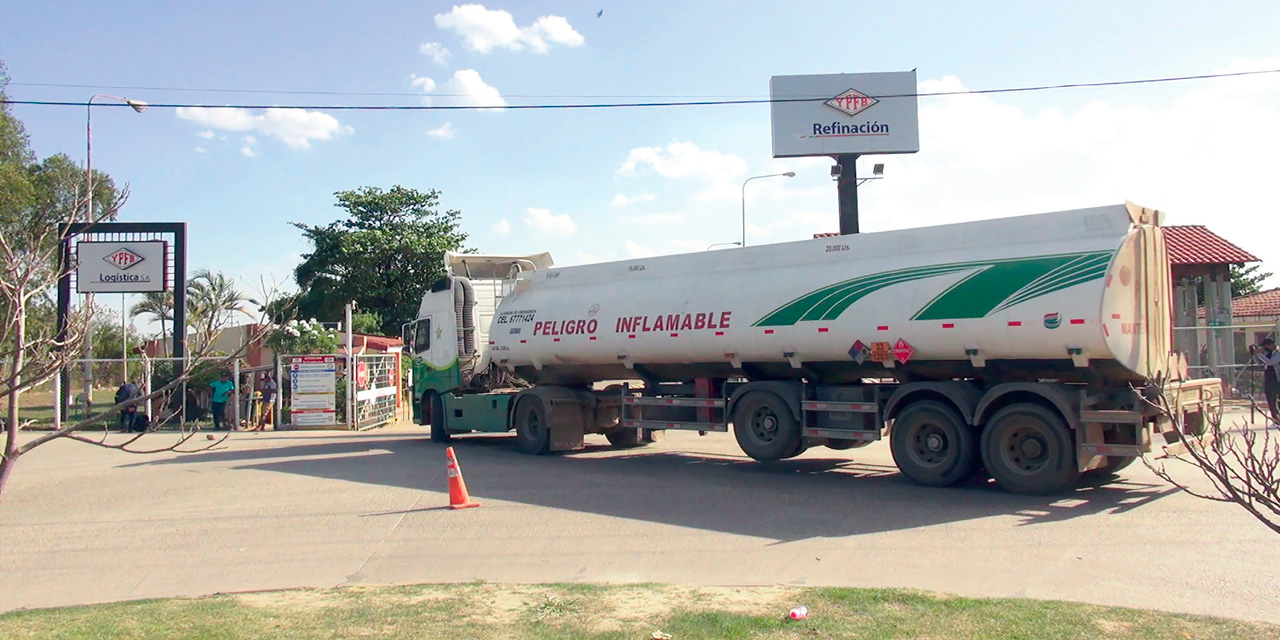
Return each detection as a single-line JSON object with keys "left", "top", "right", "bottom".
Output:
{"left": 1248, "top": 337, "right": 1280, "bottom": 425}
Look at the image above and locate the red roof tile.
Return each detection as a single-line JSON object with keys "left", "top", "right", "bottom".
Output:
{"left": 1164, "top": 226, "right": 1259, "bottom": 266}
{"left": 1227, "top": 288, "right": 1280, "bottom": 318}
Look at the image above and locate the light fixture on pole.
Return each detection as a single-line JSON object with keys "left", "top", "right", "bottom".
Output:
{"left": 740, "top": 171, "right": 796, "bottom": 247}
{"left": 84, "top": 94, "right": 146, "bottom": 409}
{"left": 857, "top": 162, "right": 885, "bottom": 186}
{"left": 706, "top": 242, "right": 742, "bottom": 251}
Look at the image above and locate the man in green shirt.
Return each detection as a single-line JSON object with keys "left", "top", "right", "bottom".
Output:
{"left": 210, "top": 371, "right": 236, "bottom": 430}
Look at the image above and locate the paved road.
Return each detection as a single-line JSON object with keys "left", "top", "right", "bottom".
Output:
{"left": 1, "top": 417, "right": 1277, "bottom": 623}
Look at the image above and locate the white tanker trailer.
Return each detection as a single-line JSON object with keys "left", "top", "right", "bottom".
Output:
{"left": 404, "top": 202, "right": 1219, "bottom": 494}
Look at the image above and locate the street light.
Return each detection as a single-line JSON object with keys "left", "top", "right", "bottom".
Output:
{"left": 706, "top": 242, "right": 742, "bottom": 251}
{"left": 84, "top": 94, "right": 146, "bottom": 413}
{"left": 86, "top": 94, "right": 147, "bottom": 221}
{"left": 741, "top": 171, "right": 795, "bottom": 247}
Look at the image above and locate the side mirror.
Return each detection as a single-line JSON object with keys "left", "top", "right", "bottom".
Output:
{"left": 401, "top": 323, "right": 414, "bottom": 351}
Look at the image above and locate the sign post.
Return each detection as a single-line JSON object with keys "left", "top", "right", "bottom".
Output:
{"left": 770, "top": 71, "right": 920, "bottom": 235}
{"left": 289, "top": 355, "right": 338, "bottom": 427}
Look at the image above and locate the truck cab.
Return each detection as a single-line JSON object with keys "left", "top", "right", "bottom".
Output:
{"left": 404, "top": 252, "right": 554, "bottom": 428}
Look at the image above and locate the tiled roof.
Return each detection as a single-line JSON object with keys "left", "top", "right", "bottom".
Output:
{"left": 1221, "top": 288, "right": 1280, "bottom": 318}
{"left": 1164, "top": 226, "right": 1259, "bottom": 266}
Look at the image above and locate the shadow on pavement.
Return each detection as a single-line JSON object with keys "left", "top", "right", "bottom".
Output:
{"left": 127, "top": 433, "right": 1179, "bottom": 541}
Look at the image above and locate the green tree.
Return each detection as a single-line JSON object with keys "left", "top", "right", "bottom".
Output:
{"left": 1231, "top": 264, "right": 1273, "bottom": 298}
{"left": 351, "top": 311, "right": 382, "bottom": 334}
{"left": 130, "top": 290, "right": 174, "bottom": 352}
{"left": 292, "top": 186, "right": 469, "bottom": 335}
{"left": 186, "top": 270, "right": 257, "bottom": 354}
{"left": 266, "top": 318, "right": 340, "bottom": 356}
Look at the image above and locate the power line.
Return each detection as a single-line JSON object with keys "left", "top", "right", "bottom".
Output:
{"left": 8, "top": 81, "right": 751, "bottom": 100}
{"left": 5, "top": 68, "right": 1278, "bottom": 111}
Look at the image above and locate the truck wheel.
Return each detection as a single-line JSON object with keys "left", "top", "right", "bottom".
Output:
{"left": 733, "top": 391, "right": 801, "bottom": 462}
{"left": 890, "top": 400, "right": 978, "bottom": 487}
{"left": 514, "top": 396, "right": 551, "bottom": 455}
{"left": 605, "top": 427, "right": 643, "bottom": 448}
{"left": 981, "top": 403, "right": 1080, "bottom": 495}
{"left": 1087, "top": 426, "right": 1135, "bottom": 476}
{"left": 1092, "top": 455, "right": 1136, "bottom": 475}
{"left": 427, "top": 391, "right": 449, "bottom": 443}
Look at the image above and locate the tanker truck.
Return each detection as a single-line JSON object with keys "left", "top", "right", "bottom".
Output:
{"left": 403, "top": 202, "right": 1219, "bottom": 495}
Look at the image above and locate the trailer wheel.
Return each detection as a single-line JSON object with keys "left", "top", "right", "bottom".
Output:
{"left": 605, "top": 427, "right": 643, "bottom": 448}
{"left": 514, "top": 395, "right": 551, "bottom": 455}
{"left": 981, "top": 403, "right": 1079, "bottom": 495}
{"left": 890, "top": 400, "right": 978, "bottom": 487}
{"left": 427, "top": 391, "right": 449, "bottom": 443}
{"left": 733, "top": 391, "right": 801, "bottom": 462}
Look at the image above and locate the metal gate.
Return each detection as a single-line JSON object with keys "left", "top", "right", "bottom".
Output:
{"left": 354, "top": 353, "right": 399, "bottom": 430}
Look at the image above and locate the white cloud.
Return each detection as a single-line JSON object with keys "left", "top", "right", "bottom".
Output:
{"left": 428, "top": 122, "right": 457, "bottom": 139}
{"left": 618, "top": 141, "right": 747, "bottom": 183}
{"left": 240, "top": 146, "right": 258, "bottom": 158}
{"left": 419, "top": 42, "right": 451, "bottom": 65}
{"left": 624, "top": 240, "right": 656, "bottom": 258}
{"left": 612, "top": 193, "right": 655, "bottom": 207}
{"left": 196, "top": 130, "right": 215, "bottom": 140}
{"left": 243, "top": 135, "right": 257, "bottom": 145}
{"left": 176, "top": 107, "right": 353, "bottom": 149}
{"left": 194, "top": 147, "right": 207, "bottom": 154}
{"left": 434, "top": 4, "right": 584, "bottom": 53}
{"left": 410, "top": 74, "right": 437, "bottom": 92}
{"left": 492, "top": 219, "right": 511, "bottom": 235}
{"left": 524, "top": 207, "right": 577, "bottom": 235}
{"left": 618, "top": 212, "right": 683, "bottom": 224}
{"left": 414, "top": 69, "right": 507, "bottom": 109}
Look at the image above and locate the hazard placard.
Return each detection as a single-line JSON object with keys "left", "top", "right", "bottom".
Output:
{"left": 870, "top": 341, "right": 893, "bottom": 363}
{"left": 848, "top": 340, "right": 870, "bottom": 364}
{"left": 893, "top": 339, "right": 915, "bottom": 364}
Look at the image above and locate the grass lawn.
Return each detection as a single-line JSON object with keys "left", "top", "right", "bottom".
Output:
{"left": 0, "top": 583, "right": 1274, "bottom": 640}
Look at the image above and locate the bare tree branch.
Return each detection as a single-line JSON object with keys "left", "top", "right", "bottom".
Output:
{"left": 1141, "top": 379, "right": 1280, "bottom": 535}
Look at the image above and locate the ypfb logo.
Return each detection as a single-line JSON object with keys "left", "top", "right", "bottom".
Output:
{"left": 103, "top": 247, "right": 145, "bottom": 270}
{"left": 1043, "top": 312, "right": 1062, "bottom": 330}
{"left": 825, "top": 89, "right": 878, "bottom": 117}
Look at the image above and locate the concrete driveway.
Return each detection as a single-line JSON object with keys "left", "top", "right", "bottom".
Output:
{"left": 1, "top": 416, "right": 1277, "bottom": 623}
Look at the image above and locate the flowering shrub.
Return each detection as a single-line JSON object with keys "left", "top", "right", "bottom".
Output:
{"left": 266, "top": 318, "right": 340, "bottom": 355}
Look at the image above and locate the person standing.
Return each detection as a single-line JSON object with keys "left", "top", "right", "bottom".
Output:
{"left": 256, "top": 372, "right": 277, "bottom": 431}
{"left": 1249, "top": 337, "right": 1280, "bottom": 426}
{"left": 209, "top": 371, "right": 236, "bottom": 431}
{"left": 114, "top": 377, "right": 140, "bottom": 433}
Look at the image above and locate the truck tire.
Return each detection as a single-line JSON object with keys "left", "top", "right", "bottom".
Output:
{"left": 1087, "top": 426, "right": 1135, "bottom": 476}
{"left": 605, "top": 427, "right": 643, "bottom": 448}
{"left": 733, "top": 391, "right": 801, "bottom": 462}
{"left": 1092, "top": 455, "right": 1136, "bottom": 475}
{"left": 427, "top": 391, "right": 449, "bottom": 443}
{"left": 890, "top": 400, "right": 978, "bottom": 487}
{"left": 981, "top": 403, "right": 1080, "bottom": 495}
{"left": 514, "top": 395, "right": 551, "bottom": 455}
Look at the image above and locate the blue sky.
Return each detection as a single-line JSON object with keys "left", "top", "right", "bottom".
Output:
{"left": 5, "top": 1, "right": 1280, "bottom": 331}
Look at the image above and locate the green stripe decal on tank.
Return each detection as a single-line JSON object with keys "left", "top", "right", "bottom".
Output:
{"left": 753, "top": 250, "right": 1115, "bottom": 326}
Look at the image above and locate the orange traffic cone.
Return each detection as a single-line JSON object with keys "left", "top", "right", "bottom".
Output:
{"left": 445, "top": 446, "right": 480, "bottom": 509}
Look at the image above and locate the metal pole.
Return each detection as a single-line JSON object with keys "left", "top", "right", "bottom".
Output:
{"left": 232, "top": 358, "right": 240, "bottom": 429}
{"left": 121, "top": 293, "right": 127, "bottom": 382}
{"left": 274, "top": 355, "right": 283, "bottom": 431}
{"left": 740, "top": 172, "right": 796, "bottom": 247}
{"left": 837, "top": 153, "right": 860, "bottom": 235}
{"left": 82, "top": 99, "right": 95, "bottom": 416}
{"left": 345, "top": 303, "right": 354, "bottom": 429}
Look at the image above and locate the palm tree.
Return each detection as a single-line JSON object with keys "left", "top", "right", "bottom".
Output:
{"left": 186, "top": 270, "right": 258, "bottom": 354}
{"left": 129, "top": 291, "right": 174, "bottom": 355}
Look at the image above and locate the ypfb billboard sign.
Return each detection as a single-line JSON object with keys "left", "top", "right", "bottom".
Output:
{"left": 76, "top": 241, "right": 167, "bottom": 293}
{"left": 770, "top": 70, "right": 919, "bottom": 158}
